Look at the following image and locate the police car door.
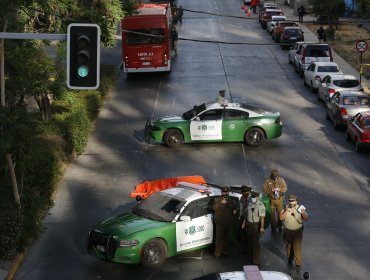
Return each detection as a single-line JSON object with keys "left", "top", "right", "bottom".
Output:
{"left": 222, "top": 109, "right": 249, "bottom": 141}
{"left": 190, "top": 109, "right": 223, "bottom": 141}
{"left": 175, "top": 197, "right": 213, "bottom": 252}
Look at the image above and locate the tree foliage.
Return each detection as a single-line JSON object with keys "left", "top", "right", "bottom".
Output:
{"left": 355, "top": 0, "right": 370, "bottom": 16}
{"left": 309, "top": 0, "right": 346, "bottom": 22}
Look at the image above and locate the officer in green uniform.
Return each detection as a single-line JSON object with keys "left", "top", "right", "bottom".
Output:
{"left": 243, "top": 191, "right": 265, "bottom": 265}
{"left": 263, "top": 169, "right": 288, "bottom": 232}
{"left": 279, "top": 194, "right": 309, "bottom": 272}
{"left": 213, "top": 186, "right": 238, "bottom": 259}
{"left": 238, "top": 185, "right": 252, "bottom": 245}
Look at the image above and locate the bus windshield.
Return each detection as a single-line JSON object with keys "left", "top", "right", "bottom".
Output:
{"left": 126, "top": 28, "right": 165, "bottom": 45}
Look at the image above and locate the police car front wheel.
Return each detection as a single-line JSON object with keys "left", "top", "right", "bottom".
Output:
{"left": 140, "top": 238, "right": 167, "bottom": 268}
{"left": 164, "top": 129, "right": 183, "bottom": 147}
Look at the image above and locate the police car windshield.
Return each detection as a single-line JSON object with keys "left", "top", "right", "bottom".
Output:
{"left": 132, "top": 192, "right": 186, "bottom": 222}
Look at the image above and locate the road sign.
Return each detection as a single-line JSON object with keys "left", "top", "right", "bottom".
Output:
{"left": 355, "top": 40, "right": 368, "bottom": 53}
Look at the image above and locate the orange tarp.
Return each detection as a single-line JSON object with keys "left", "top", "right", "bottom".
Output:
{"left": 130, "top": 175, "right": 206, "bottom": 200}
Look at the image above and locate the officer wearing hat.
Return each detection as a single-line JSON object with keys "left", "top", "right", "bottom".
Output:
{"left": 215, "top": 89, "right": 228, "bottom": 105}
{"left": 213, "top": 186, "right": 238, "bottom": 259}
{"left": 238, "top": 185, "right": 252, "bottom": 244}
{"left": 263, "top": 169, "right": 288, "bottom": 232}
{"left": 242, "top": 191, "right": 265, "bottom": 265}
{"left": 279, "top": 194, "right": 309, "bottom": 272}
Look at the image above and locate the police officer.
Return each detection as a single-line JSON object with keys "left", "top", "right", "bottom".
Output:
{"left": 215, "top": 89, "right": 228, "bottom": 105}
{"left": 243, "top": 191, "right": 265, "bottom": 265}
{"left": 279, "top": 194, "right": 309, "bottom": 272}
{"left": 238, "top": 185, "right": 252, "bottom": 244}
{"left": 171, "top": 25, "right": 178, "bottom": 55}
{"left": 213, "top": 186, "right": 238, "bottom": 259}
{"left": 263, "top": 169, "right": 287, "bottom": 232}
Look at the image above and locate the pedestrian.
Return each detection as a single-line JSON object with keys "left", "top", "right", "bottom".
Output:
{"left": 279, "top": 194, "right": 309, "bottom": 272}
{"left": 215, "top": 89, "right": 228, "bottom": 105}
{"left": 251, "top": 0, "right": 258, "bottom": 14}
{"left": 263, "top": 169, "right": 287, "bottom": 232}
{"left": 297, "top": 5, "right": 305, "bottom": 24}
{"left": 316, "top": 26, "right": 326, "bottom": 43}
{"left": 238, "top": 185, "right": 252, "bottom": 245}
{"left": 213, "top": 186, "right": 238, "bottom": 260}
{"left": 178, "top": 5, "right": 183, "bottom": 24}
{"left": 245, "top": 0, "right": 252, "bottom": 9}
{"left": 171, "top": 25, "right": 178, "bottom": 55}
{"left": 242, "top": 191, "right": 265, "bottom": 266}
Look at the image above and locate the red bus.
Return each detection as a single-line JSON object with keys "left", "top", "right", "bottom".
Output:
{"left": 121, "top": 3, "right": 172, "bottom": 73}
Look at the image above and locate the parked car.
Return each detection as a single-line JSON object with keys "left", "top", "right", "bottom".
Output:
{"left": 280, "top": 27, "right": 304, "bottom": 49}
{"left": 289, "top": 41, "right": 305, "bottom": 65}
{"left": 261, "top": 9, "right": 283, "bottom": 29}
{"left": 88, "top": 182, "right": 271, "bottom": 267}
{"left": 317, "top": 74, "right": 363, "bottom": 103}
{"left": 272, "top": 21, "right": 298, "bottom": 42}
{"left": 326, "top": 91, "right": 370, "bottom": 129}
{"left": 296, "top": 43, "right": 333, "bottom": 78}
{"left": 345, "top": 111, "right": 370, "bottom": 152}
{"left": 144, "top": 102, "right": 283, "bottom": 147}
{"left": 303, "top": 62, "right": 342, "bottom": 93}
{"left": 267, "top": 15, "right": 287, "bottom": 35}
{"left": 258, "top": 2, "right": 278, "bottom": 22}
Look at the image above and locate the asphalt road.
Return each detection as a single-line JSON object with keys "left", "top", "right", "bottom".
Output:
{"left": 14, "top": 0, "right": 370, "bottom": 279}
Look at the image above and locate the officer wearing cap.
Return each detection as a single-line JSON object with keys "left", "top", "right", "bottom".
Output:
{"left": 213, "top": 186, "right": 238, "bottom": 259}
{"left": 238, "top": 185, "right": 252, "bottom": 245}
{"left": 263, "top": 169, "right": 288, "bottom": 232}
{"left": 215, "top": 89, "right": 228, "bottom": 105}
{"left": 242, "top": 191, "right": 265, "bottom": 265}
{"left": 279, "top": 194, "right": 309, "bottom": 272}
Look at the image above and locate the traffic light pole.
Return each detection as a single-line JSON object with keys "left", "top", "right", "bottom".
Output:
{"left": 0, "top": 32, "right": 66, "bottom": 40}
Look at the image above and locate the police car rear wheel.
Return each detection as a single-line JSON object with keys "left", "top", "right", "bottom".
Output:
{"left": 140, "top": 238, "right": 167, "bottom": 268}
{"left": 164, "top": 129, "right": 183, "bottom": 147}
{"left": 245, "top": 128, "right": 265, "bottom": 147}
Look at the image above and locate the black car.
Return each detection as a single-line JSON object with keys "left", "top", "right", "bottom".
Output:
{"left": 280, "top": 27, "right": 304, "bottom": 49}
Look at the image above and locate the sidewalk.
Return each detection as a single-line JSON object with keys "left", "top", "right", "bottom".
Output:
{"left": 275, "top": 0, "right": 370, "bottom": 91}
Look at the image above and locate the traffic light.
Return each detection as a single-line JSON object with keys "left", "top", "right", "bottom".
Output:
{"left": 67, "top": 23, "right": 101, "bottom": 90}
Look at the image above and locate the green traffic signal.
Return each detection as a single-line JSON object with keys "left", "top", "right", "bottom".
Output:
{"left": 78, "top": 66, "right": 89, "bottom": 78}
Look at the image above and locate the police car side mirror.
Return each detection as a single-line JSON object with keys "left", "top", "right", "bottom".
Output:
{"left": 194, "top": 117, "right": 200, "bottom": 121}
{"left": 180, "top": 215, "right": 191, "bottom": 222}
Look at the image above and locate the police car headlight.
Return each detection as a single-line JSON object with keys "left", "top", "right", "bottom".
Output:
{"left": 119, "top": 240, "right": 140, "bottom": 247}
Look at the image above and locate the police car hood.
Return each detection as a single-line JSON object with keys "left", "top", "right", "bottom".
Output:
{"left": 155, "top": 115, "right": 185, "bottom": 123}
{"left": 94, "top": 212, "right": 166, "bottom": 237}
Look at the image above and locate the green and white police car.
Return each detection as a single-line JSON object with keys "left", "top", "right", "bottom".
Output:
{"left": 144, "top": 102, "right": 283, "bottom": 147}
{"left": 87, "top": 182, "right": 271, "bottom": 267}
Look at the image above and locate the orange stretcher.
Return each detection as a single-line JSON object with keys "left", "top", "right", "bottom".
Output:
{"left": 130, "top": 175, "right": 206, "bottom": 200}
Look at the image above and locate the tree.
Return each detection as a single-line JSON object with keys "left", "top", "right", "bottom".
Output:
{"left": 310, "top": 0, "right": 346, "bottom": 39}
{"left": 1, "top": 0, "right": 125, "bottom": 207}
{"left": 355, "top": 0, "right": 370, "bottom": 16}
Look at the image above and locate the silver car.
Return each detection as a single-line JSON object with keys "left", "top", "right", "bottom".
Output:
{"left": 326, "top": 90, "right": 370, "bottom": 129}
{"left": 317, "top": 74, "right": 363, "bottom": 103}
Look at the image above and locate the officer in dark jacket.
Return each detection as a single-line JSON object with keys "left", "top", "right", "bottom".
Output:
{"left": 171, "top": 25, "right": 178, "bottom": 55}
{"left": 317, "top": 26, "right": 326, "bottom": 43}
{"left": 213, "top": 186, "right": 238, "bottom": 259}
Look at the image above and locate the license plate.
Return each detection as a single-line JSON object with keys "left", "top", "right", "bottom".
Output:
{"left": 142, "top": 62, "right": 151, "bottom": 66}
{"left": 291, "top": 37, "right": 297, "bottom": 40}
{"left": 96, "top": 245, "right": 106, "bottom": 252}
